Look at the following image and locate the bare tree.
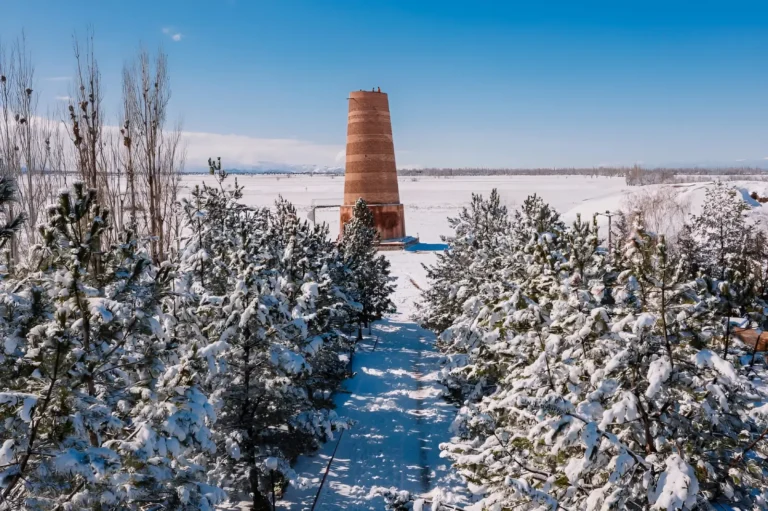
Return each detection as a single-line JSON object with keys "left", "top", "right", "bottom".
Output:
{"left": 0, "top": 37, "right": 22, "bottom": 262}
{"left": 622, "top": 186, "right": 692, "bottom": 242}
{"left": 66, "top": 29, "right": 114, "bottom": 274}
{"left": 60, "top": 30, "right": 142, "bottom": 262}
{"left": 68, "top": 31, "right": 102, "bottom": 192}
{"left": 0, "top": 31, "right": 185, "bottom": 269}
{"left": 123, "top": 47, "right": 184, "bottom": 262}
{"left": 0, "top": 34, "right": 65, "bottom": 259}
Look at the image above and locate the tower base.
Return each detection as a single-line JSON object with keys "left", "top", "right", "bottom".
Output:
{"left": 377, "top": 236, "right": 419, "bottom": 251}
{"left": 340, "top": 203, "right": 406, "bottom": 241}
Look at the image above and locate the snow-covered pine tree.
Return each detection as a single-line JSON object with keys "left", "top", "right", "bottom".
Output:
{"left": 509, "top": 193, "right": 565, "bottom": 252}
{"left": 0, "top": 183, "right": 222, "bottom": 510}
{"left": 508, "top": 194, "right": 568, "bottom": 300}
{"left": 682, "top": 182, "right": 768, "bottom": 359}
{"left": 177, "top": 168, "right": 250, "bottom": 297}
{"left": 341, "top": 198, "right": 395, "bottom": 340}
{"left": 173, "top": 172, "right": 354, "bottom": 508}
{"left": 430, "top": 193, "right": 570, "bottom": 401}
{"left": 439, "top": 201, "right": 615, "bottom": 509}
{"left": 419, "top": 189, "right": 510, "bottom": 333}
{"left": 609, "top": 210, "right": 631, "bottom": 263}
{"left": 437, "top": 199, "right": 768, "bottom": 510}
{"left": 689, "top": 182, "right": 751, "bottom": 281}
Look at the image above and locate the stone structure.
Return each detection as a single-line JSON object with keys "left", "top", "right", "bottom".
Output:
{"left": 339, "top": 89, "right": 406, "bottom": 241}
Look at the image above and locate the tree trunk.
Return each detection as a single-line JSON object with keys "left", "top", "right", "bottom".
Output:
{"left": 249, "top": 467, "right": 271, "bottom": 511}
{"left": 723, "top": 314, "right": 732, "bottom": 361}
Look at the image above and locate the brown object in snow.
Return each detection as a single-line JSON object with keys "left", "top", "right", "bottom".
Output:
{"left": 340, "top": 89, "right": 406, "bottom": 240}
{"left": 733, "top": 327, "right": 768, "bottom": 351}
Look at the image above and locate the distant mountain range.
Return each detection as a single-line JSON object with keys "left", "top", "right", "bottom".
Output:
{"left": 183, "top": 161, "right": 343, "bottom": 175}
{"left": 182, "top": 159, "right": 768, "bottom": 175}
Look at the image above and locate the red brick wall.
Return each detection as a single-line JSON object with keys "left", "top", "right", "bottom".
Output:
{"left": 339, "top": 203, "right": 406, "bottom": 241}
{"left": 343, "top": 90, "right": 401, "bottom": 206}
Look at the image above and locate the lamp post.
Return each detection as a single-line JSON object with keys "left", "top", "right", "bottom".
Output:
{"left": 596, "top": 210, "right": 617, "bottom": 257}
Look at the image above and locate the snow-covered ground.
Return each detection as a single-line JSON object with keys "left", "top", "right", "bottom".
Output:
{"left": 271, "top": 251, "right": 470, "bottom": 510}
{"left": 180, "top": 174, "right": 631, "bottom": 242}
{"left": 563, "top": 180, "right": 768, "bottom": 233}
{"left": 182, "top": 175, "right": 768, "bottom": 244}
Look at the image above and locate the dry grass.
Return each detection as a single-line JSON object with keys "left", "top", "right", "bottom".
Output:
{"left": 408, "top": 277, "right": 423, "bottom": 291}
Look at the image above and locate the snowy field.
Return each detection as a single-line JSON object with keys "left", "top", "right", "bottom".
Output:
{"left": 180, "top": 175, "right": 631, "bottom": 242}
{"left": 180, "top": 175, "right": 768, "bottom": 244}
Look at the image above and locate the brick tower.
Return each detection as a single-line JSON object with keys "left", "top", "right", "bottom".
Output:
{"left": 339, "top": 89, "right": 406, "bottom": 241}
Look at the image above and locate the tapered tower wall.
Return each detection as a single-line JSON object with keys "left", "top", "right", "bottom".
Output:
{"left": 340, "top": 89, "right": 406, "bottom": 240}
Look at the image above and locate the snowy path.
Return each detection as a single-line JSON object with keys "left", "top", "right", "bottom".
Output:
{"left": 276, "top": 252, "right": 465, "bottom": 510}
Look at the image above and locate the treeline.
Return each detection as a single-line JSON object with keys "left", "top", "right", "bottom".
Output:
{"left": 379, "top": 183, "right": 768, "bottom": 510}
{"left": 399, "top": 165, "right": 768, "bottom": 186}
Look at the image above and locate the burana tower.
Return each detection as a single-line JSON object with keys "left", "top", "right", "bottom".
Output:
{"left": 339, "top": 89, "right": 407, "bottom": 241}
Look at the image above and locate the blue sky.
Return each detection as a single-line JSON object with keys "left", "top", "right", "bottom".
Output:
{"left": 2, "top": 0, "right": 767, "bottom": 169}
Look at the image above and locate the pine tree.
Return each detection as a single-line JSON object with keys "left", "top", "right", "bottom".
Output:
{"left": 0, "top": 184, "right": 223, "bottom": 510}
{"left": 681, "top": 182, "right": 768, "bottom": 359}
{"left": 435, "top": 198, "right": 768, "bottom": 510}
{"left": 0, "top": 176, "right": 27, "bottom": 275}
{"left": 173, "top": 172, "right": 355, "bottom": 507}
{"left": 689, "top": 182, "right": 751, "bottom": 280}
{"left": 419, "top": 189, "right": 510, "bottom": 333}
{"left": 341, "top": 198, "right": 395, "bottom": 340}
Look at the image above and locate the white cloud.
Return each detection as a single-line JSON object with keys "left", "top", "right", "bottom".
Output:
{"left": 55, "top": 95, "right": 72, "bottom": 102}
{"left": 162, "top": 27, "right": 183, "bottom": 42}
{"left": 45, "top": 76, "right": 70, "bottom": 82}
{"left": 16, "top": 115, "right": 355, "bottom": 171}
{"left": 182, "top": 131, "right": 422, "bottom": 171}
{"left": 182, "top": 130, "right": 344, "bottom": 170}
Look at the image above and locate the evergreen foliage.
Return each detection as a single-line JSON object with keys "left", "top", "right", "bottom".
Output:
{"left": 418, "top": 189, "right": 510, "bottom": 333}
{"left": 341, "top": 198, "right": 396, "bottom": 339}
{"left": 420, "top": 184, "right": 768, "bottom": 510}
{"left": 0, "top": 169, "right": 396, "bottom": 509}
{"left": 0, "top": 183, "right": 223, "bottom": 510}
{"left": 0, "top": 176, "right": 27, "bottom": 274}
